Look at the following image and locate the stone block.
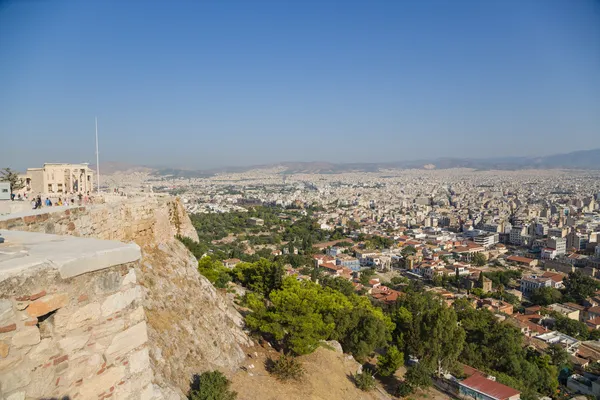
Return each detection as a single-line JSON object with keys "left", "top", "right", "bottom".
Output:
{"left": 26, "top": 293, "right": 69, "bottom": 317}
{"left": 11, "top": 326, "right": 41, "bottom": 348}
{"left": 105, "top": 321, "right": 148, "bottom": 363}
{"left": 24, "top": 362, "right": 55, "bottom": 398}
{"left": 101, "top": 286, "right": 142, "bottom": 317}
{"left": 0, "top": 323, "right": 16, "bottom": 333}
{"left": 27, "top": 338, "right": 56, "bottom": 364}
{"left": 29, "top": 291, "right": 47, "bottom": 301}
{"left": 0, "top": 354, "right": 22, "bottom": 370}
{"left": 0, "top": 340, "right": 9, "bottom": 358}
{"left": 59, "top": 333, "right": 91, "bottom": 353}
{"left": 129, "top": 306, "right": 146, "bottom": 324}
{"left": 0, "top": 367, "right": 31, "bottom": 393}
{"left": 0, "top": 299, "right": 15, "bottom": 323}
{"left": 78, "top": 365, "right": 125, "bottom": 399}
{"left": 128, "top": 347, "right": 150, "bottom": 374}
{"left": 6, "top": 392, "right": 25, "bottom": 400}
{"left": 96, "top": 272, "right": 122, "bottom": 294}
{"left": 91, "top": 317, "right": 125, "bottom": 339}
{"left": 122, "top": 269, "right": 137, "bottom": 286}
{"left": 64, "top": 302, "right": 102, "bottom": 331}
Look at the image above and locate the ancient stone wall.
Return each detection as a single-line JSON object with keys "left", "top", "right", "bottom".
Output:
{"left": 0, "top": 260, "right": 158, "bottom": 399}
{"left": 0, "top": 197, "right": 199, "bottom": 246}
{"left": 0, "top": 197, "right": 251, "bottom": 398}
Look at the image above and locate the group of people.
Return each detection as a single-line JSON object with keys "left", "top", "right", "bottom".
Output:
{"left": 30, "top": 192, "right": 93, "bottom": 209}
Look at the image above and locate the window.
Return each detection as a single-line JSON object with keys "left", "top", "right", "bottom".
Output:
{"left": 48, "top": 184, "right": 53, "bottom": 193}
{"left": 1, "top": 189, "right": 8, "bottom": 193}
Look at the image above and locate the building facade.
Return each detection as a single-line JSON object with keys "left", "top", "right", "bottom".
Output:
{"left": 24, "top": 163, "right": 94, "bottom": 195}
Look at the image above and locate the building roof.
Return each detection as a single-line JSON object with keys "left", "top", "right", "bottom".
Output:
{"left": 460, "top": 374, "right": 521, "bottom": 400}
{"left": 541, "top": 271, "right": 565, "bottom": 283}
{"left": 507, "top": 255, "right": 534, "bottom": 264}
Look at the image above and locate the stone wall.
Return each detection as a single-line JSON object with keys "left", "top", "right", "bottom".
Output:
{"left": 0, "top": 260, "right": 158, "bottom": 399}
{"left": 0, "top": 197, "right": 199, "bottom": 246}
{"left": 0, "top": 197, "right": 251, "bottom": 398}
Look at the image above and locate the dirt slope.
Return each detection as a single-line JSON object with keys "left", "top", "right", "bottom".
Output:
{"left": 231, "top": 345, "right": 391, "bottom": 400}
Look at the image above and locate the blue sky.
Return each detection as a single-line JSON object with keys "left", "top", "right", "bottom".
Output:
{"left": 1, "top": 0, "right": 599, "bottom": 170}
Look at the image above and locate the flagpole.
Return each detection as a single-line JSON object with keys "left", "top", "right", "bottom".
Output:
{"left": 95, "top": 117, "right": 100, "bottom": 194}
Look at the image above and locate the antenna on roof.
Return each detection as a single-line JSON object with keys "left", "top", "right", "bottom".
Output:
{"left": 95, "top": 117, "right": 100, "bottom": 194}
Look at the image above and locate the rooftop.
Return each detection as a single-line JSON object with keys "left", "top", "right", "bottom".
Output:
{"left": 0, "top": 230, "right": 140, "bottom": 280}
{"left": 460, "top": 373, "right": 521, "bottom": 400}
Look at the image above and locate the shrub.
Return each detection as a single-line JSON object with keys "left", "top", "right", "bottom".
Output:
{"left": 395, "top": 382, "right": 414, "bottom": 398}
{"left": 354, "top": 369, "right": 376, "bottom": 391}
{"left": 377, "top": 345, "right": 404, "bottom": 377}
{"left": 269, "top": 354, "right": 305, "bottom": 381}
{"left": 188, "top": 371, "right": 237, "bottom": 400}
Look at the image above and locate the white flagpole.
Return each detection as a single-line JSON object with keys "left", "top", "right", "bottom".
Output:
{"left": 95, "top": 117, "right": 100, "bottom": 193}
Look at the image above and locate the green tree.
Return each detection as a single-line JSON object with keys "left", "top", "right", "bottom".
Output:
{"left": 546, "top": 343, "right": 571, "bottom": 370}
{"left": 332, "top": 295, "right": 394, "bottom": 361}
{"left": 268, "top": 354, "right": 305, "bottom": 381}
{"left": 453, "top": 298, "right": 559, "bottom": 398}
{"left": 359, "top": 268, "right": 376, "bottom": 285}
{"left": 564, "top": 270, "right": 600, "bottom": 303}
{"left": 354, "top": 369, "right": 376, "bottom": 391}
{"left": 197, "top": 256, "right": 231, "bottom": 288}
{"left": 553, "top": 313, "right": 589, "bottom": 339}
{"left": 321, "top": 276, "right": 355, "bottom": 297}
{"left": 188, "top": 371, "right": 237, "bottom": 400}
{"left": 471, "top": 253, "right": 487, "bottom": 267}
{"left": 232, "top": 259, "right": 284, "bottom": 297}
{"left": 395, "top": 292, "right": 465, "bottom": 374}
{"left": 245, "top": 278, "right": 350, "bottom": 355}
{"left": 377, "top": 345, "right": 404, "bottom": 377}
{"left": 530, "top": 287, "right": 562, "bottom": 306}
{"left": 0, "top": 168, "right": 25, "bottom": 196}
{"left": 401, "top": 245, "right": 417, "bottom": 257}
{"left": 404, "top": 362, "right": 433, "bottom": 389}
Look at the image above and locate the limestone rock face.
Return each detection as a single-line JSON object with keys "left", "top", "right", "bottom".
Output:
{"left": 0, "top": 197, "right": 250, "bottom": 398}
{"left": 138, "top": 240, "right": 252, "bottom": 393}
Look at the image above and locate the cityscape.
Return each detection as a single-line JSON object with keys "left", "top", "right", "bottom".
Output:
{"left": 2, "top": 1, "right": 600, "bottom": 400}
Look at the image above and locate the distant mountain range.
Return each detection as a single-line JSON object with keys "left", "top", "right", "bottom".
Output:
{"left": 101, "top": 148, "right": 600, "bottom": 177}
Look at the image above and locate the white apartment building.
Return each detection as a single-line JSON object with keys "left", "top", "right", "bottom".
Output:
{"left": 520, "top": 275, "right": 552, "bottom": 293}
{"left": 474, "top": 233, "right": 499, "bottom": 248}
{"left": 547, "top": 236, "right": 567, "bottom": 255}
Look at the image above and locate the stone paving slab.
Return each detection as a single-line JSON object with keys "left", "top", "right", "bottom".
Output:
{"left": 0, "top": 230, "right": 141, "bottom": 280}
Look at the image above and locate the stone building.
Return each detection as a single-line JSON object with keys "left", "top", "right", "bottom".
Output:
{"left": 23, "top": 163, "right": 94, "bottom": 195}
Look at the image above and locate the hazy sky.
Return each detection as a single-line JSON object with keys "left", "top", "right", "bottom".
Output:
{"left": 1, "top": 0, "right": 599, "bottom": 170}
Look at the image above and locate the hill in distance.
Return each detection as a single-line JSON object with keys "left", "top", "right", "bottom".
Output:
{"left": 100, "top": 148, "right": 600, "bottom": 177}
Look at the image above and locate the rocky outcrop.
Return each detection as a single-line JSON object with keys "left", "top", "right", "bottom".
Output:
{"left": 139, "top": 241, "right": 252, "bottom": 393}
{"left": 0, "top": 197, "right": 250, "bottom": 398}
{"left": 0, "top": 196, "right": 199, "bottom": 245}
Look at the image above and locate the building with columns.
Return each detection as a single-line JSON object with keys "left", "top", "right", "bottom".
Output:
{"left": 23, "top": 163, "right": 94, "bottom": 195}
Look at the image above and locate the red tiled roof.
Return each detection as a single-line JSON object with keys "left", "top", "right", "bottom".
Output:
{"left": 460, "top": 373, "right": 520, "bottom": 400}
{"left": 541, "top": 271, "right": 564, "bottom": 283}
{"left": 507, "top": 255, "right": 534, "bottom": 264}
{"left": 321, "top": 262, "right": 341, "bottom": 271}
{"left": 588, "top": 306, "right": 600, "bottom": 315}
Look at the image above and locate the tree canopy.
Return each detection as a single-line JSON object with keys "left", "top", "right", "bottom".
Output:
{"left": 564, "top": 270, "right": 600, "bottom": 304}
{"left": 0, "top": 168, "right": 24, "bottom": 195}
{"left": 529, "top": 287, "right": 562, "bottom": 306}
{"left": 244, "top": 277, "right": 393, "bottom": 359}
{"left": 393, "top": 292, "right": 465, "bottom": 374}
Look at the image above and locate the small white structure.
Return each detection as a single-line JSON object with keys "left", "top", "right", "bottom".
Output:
{"left": 0, "top": 182, "right": 10, "bottom": 200}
